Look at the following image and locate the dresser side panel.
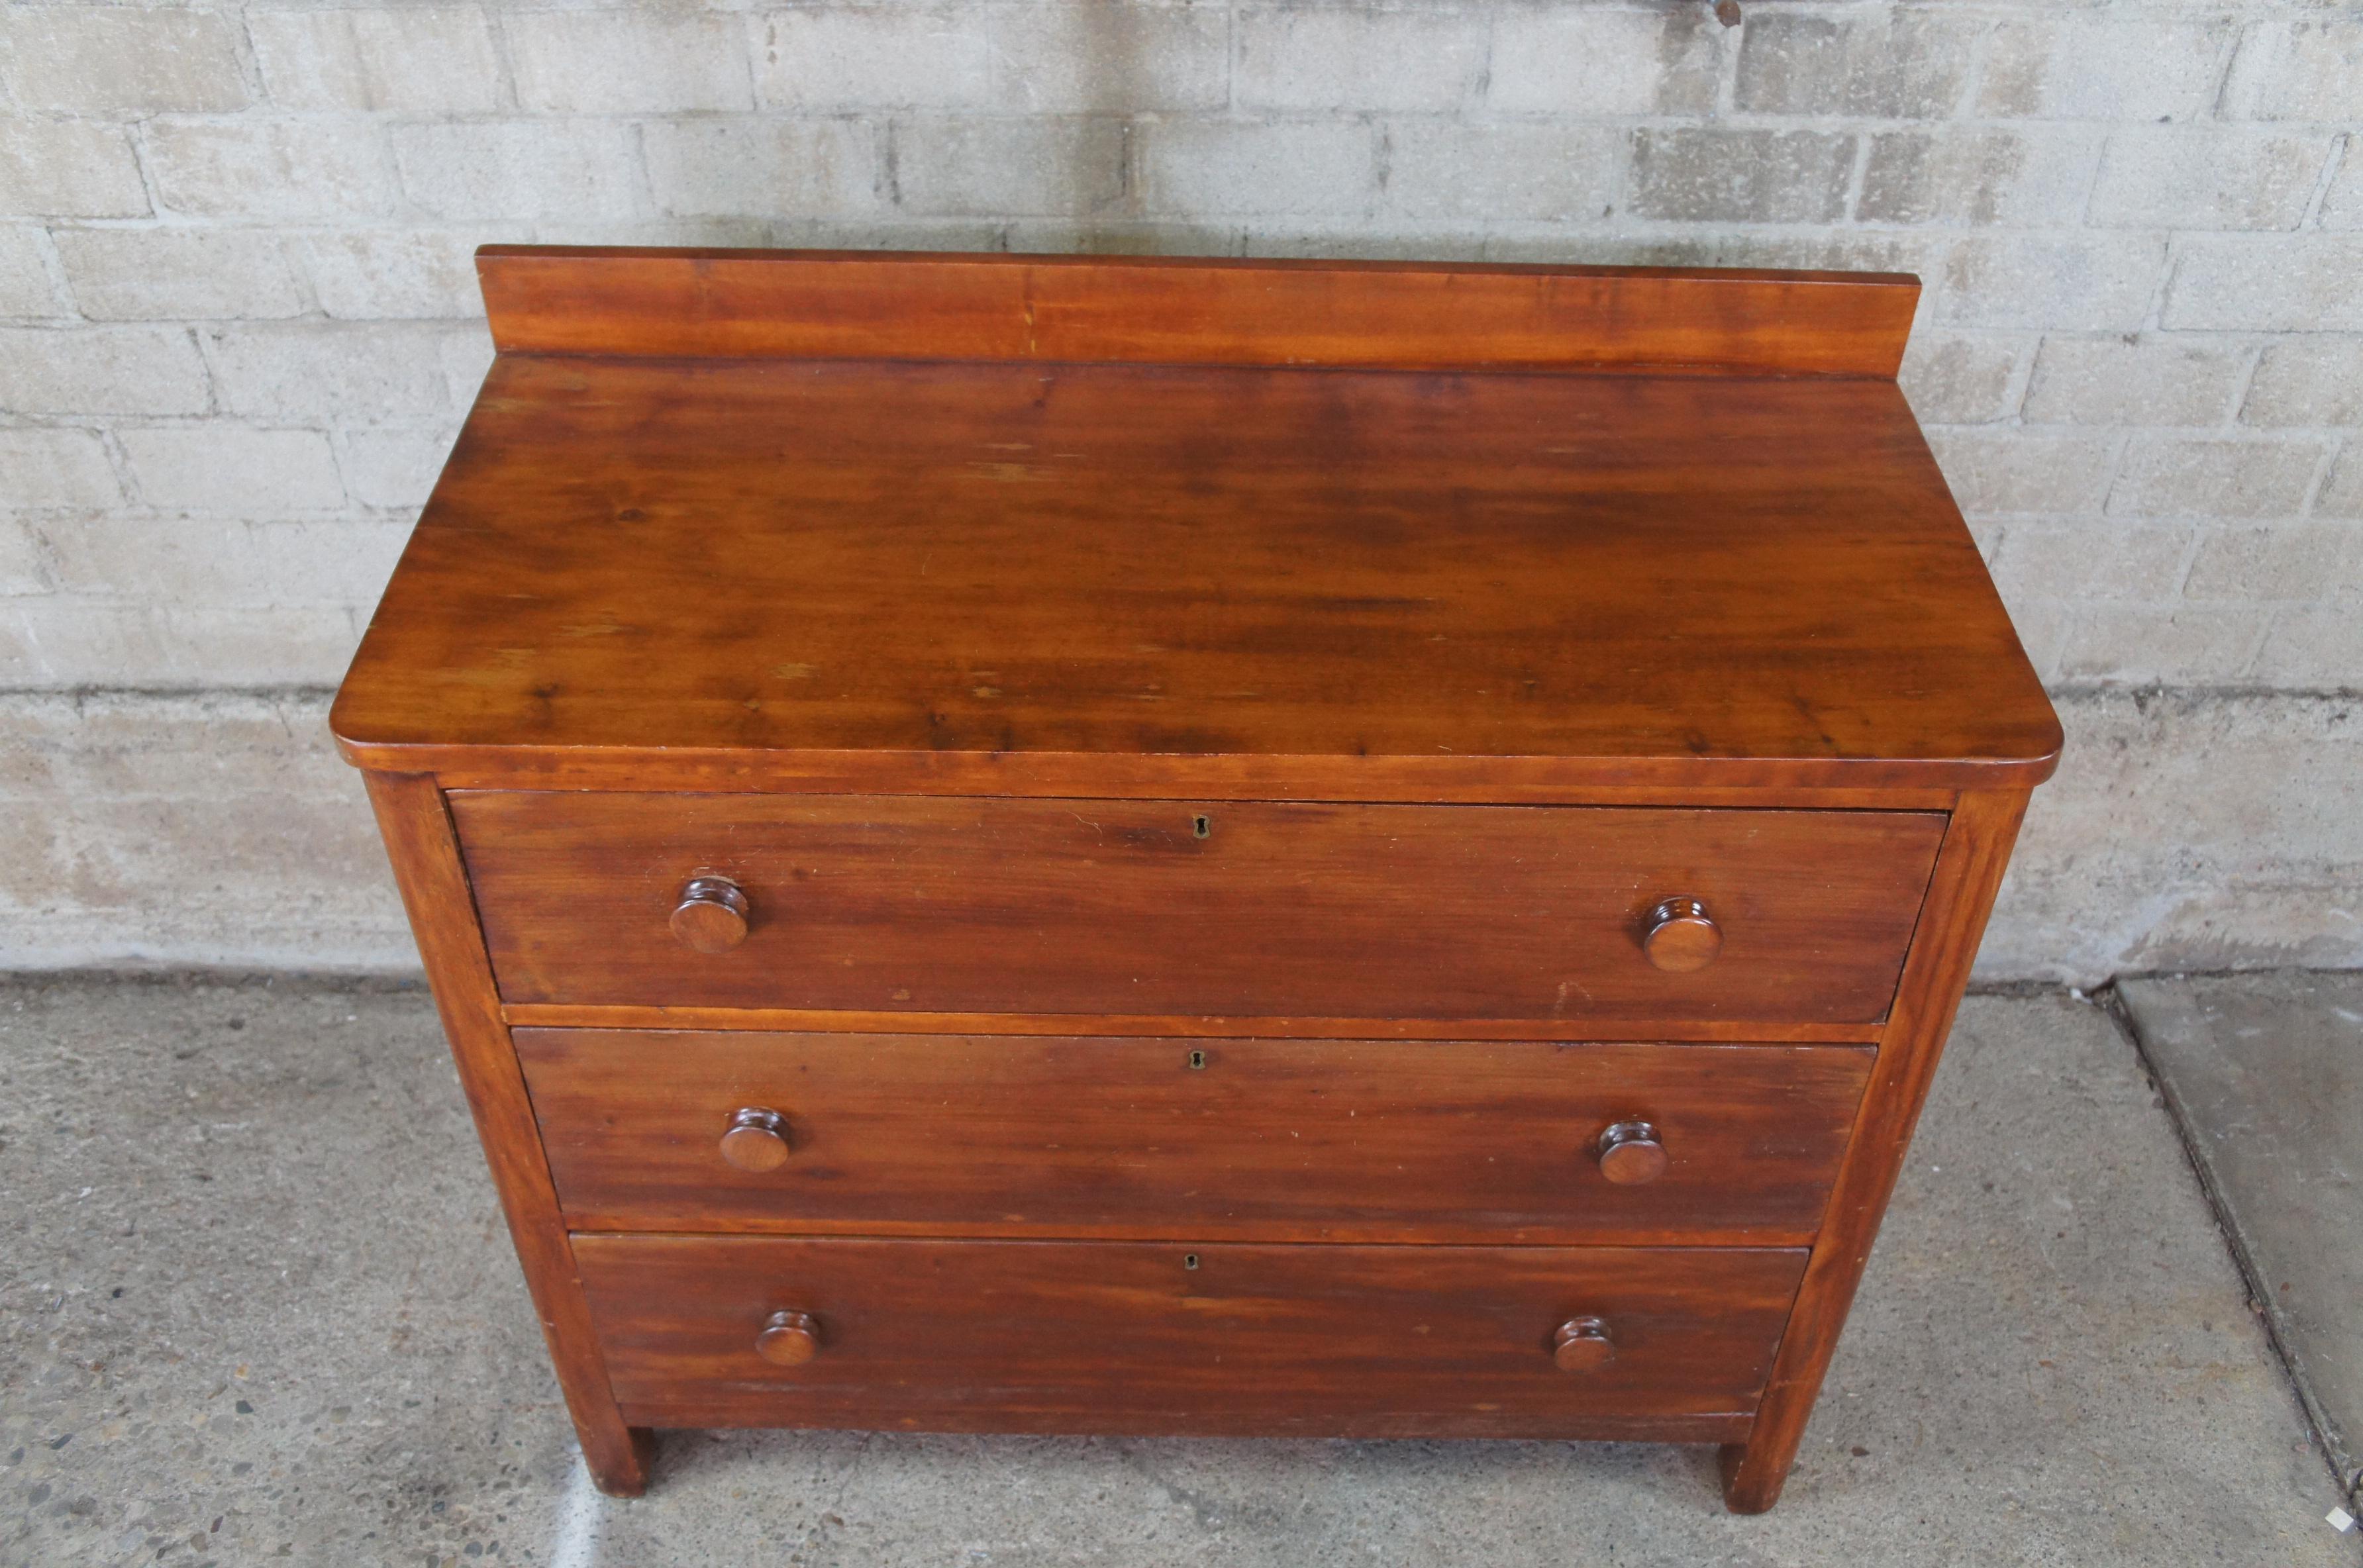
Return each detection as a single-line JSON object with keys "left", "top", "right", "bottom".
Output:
{"left": 1719, "top": 788, "right": 2031, "bottom": 1512}
{"left": 361, "top": 771, "right": 653, "bottom": 1496}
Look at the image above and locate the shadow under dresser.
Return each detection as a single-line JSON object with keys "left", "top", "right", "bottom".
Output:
{"left": 330, "top": 246, "right": 2061, "bottom": 1513}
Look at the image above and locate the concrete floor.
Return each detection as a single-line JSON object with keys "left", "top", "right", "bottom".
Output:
{"left": 2122, "top": 971, "right": 2363, "bottom": 1504}
{"left": 1, "top": 977, "right": 2356, "bottom": 1568}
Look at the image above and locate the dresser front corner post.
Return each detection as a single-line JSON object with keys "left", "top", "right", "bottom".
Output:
{"left": 1719, "top": 787, "right": 2033, "bottom": 1514}
{"left": 360, "top": 769, "right": 655, "bottom": 1496}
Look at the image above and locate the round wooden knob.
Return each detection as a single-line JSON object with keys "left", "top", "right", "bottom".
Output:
{"left": 1597, "top": 1120, "right": 1669, "bottom": 1185}
{"left": 1554, "top": 1317, "right": 1615, "bottom": 1372}
{"left": 719, "top": 1107, "right": 791, "bottom": 1172}
{"left": 755, "top": 1310, "right": 821, "bottom": 1366}
{"left": 1642, "top": 897, "right": 1721, "bottom": 972}
{"left": 671, "top": 875, "right": 749, "bottom": 954}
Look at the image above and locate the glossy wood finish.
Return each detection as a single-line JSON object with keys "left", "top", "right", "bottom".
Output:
{"left": 715, "top": 1107, "right": 791, "bottom": 1173}
{"left": 517, "top": 1031, "right": 1873, "bottom": 1244}
{"left": 1595, "top": 1121, "right": 1671, "bottom": 1186}
{"left": 1554, "top": 1317, "right": 1616, "bottom": 1372}
{"left": 334, "top": 251, "right": 2062, "bottom": 1510}
{"left": 1719, "top": 789, "right": 2031, "bottom": 1512}
{"left": 754, "top": 1310, "right": 821, "bottom": 1367}
{"left": 499, "top": 1003, "right": 1887, "bottom": 1045}
{"left": 573, "top": 1236, "right": 1807, "bottom": 1438}
{"left": 668, "top": 875, "right": 749, "bottom": 954}
{"left": 1642, "top": 898, "right": 1723, "bottom": 973}
{"left": 478, "top": 248, "right": 1920, "bottom": 376}
{"left": 425, "top": 760, "right": 1973, "bottom": 807}
{"left": 458, "top": 795, "right": 1945, "bottom": 1022}
{"left": 360, "top": 773, "right": 653, "bottom": 1496}
{"left": 330, "top": 354, "right": 2060, "bottom": 794}
{"left": 498, "top": 1006, "right": 1881, "bottom": 1039}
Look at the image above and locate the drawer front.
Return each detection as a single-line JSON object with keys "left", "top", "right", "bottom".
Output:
{"left": 521, "top": 1030, "right": 1872, "bottom": 1245}
{"left": 456, "top": 794, "right": 1944, "bottom": 1022}
{"left": 575, "top": 1235, "right": 1807, "bottom": 1440}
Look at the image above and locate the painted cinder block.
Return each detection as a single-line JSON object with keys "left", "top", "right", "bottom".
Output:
{"left": 2022, "top": 337, "right": 2252, "bottom": 428}
{"left": 2242, "top": 340, "right": 2363, "bottom": 428}
{"left": 146, "top": 119, "right": 395, "bottom": 222}
{"left": 1736, "top": 9, "right": 1980, "bottom": 119}
{"left": 2087, "top": 128, "right": 2336, "bottom": 232}
{"left": 507, "top": 11, "right": 754, "bottom": 115}
{"left": 1380, "top": 122, "right": 1620, "bottom": 224}
{"left": 55, "top": 230, "right": 306, "bottom": 322}
{"left": 1137, "top": 120, "right": 1380, "bottom": 218}
{"left": 391, "top": 121, "right": 647, "bottom": 222}
{"left": 0, "top": 120, "right": 151, "bottom": 219}
{"left": 1978, "top": 17, "right": 2238, "bottom": 122}
{"left": 1628, "top": 128, "right": 1854, "bottom": 224}
{"left": 892, "top": 118, "right": 1128, "bottom": 219}
{"left": 247, "top": 7, "right": 503, "bottom": 115}
{"left": 117, "top": 427, "right": 350, "bottom": 515}
{"left": 1236, "top": 7, "right": 1487, "bottom": 115}
{"left": 642, "top": 118, "right": 881, "bottom": 220}
{"left": 2166, "top": 238, "right": 2363, "bottom": 332}
{"left": 0, "top": 325, "right": 213, "bottom": 416}
{"left": 199, "top": 322, "right": 466, "bottom": 424}
{"left": 0, "top": 7, "right": 249, "bottom": 116}
{"left": 1856, "top": 129, "right": 2102, "bottom": 228}
{"left": 2107, "top": 436, "right": 2329, "bottom": 520}
{"left": 0, "top": 428, "right": 122, "bottom": 511}
{"left": 1487, "top": 5, "right": 1723, "bottom": 117}
{"left": 0, "top": 226, "right": 65, "bottom": 319}
{"left": 2221, "top": 19, "right": 2363, "bottom": 122}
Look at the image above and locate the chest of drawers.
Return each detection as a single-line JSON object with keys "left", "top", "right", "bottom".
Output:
{"left": 333, "top": 246, "right": 2058, "bottom": 1513}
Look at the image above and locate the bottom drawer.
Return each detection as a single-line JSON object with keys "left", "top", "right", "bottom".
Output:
{"left": 575, "top": 1236, "right": 1806, "bottom": 1442}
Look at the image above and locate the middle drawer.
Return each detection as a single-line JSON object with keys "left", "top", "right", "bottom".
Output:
{"left": 519, "top": 1030, "right": 1871, "bottom": 1245}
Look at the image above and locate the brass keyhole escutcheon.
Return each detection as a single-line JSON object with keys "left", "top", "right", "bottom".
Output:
{"left": 1187, "top": 1049, "right": 1207, "bottom": 1070}
{"left": 1191, "top": 814, "right": 1211, "bottom": 839}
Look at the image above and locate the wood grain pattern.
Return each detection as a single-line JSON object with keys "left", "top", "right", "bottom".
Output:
{"left": 360, "top": 774, "right": 653, "bottom": 1496}
{"left": 573, "top": 1235, "right": 1809, "bottom": 1438}
{"left": 455, "top": 794, "right": 1946, "bottom": 1022}
{"left": 497, "top": 1004, "right": 1887, "bottom": 1045}
{"left": 419, "top": 760, "right": 1970, "bottom": 808}
{"left": 516, "top": 1030, "right": 1874, "bottom": 1245}
{"left": 1718, "top": 789, "right": 2031, "bottom": 1514}
{"left": 328, "top": 353, "right": 2060, "bottom": 793}
{"left": 330, "top": 251, "right": 2064, "bottom": 1508}
{"left": 477, "top": 246, "right": 1920, "bottom": 376}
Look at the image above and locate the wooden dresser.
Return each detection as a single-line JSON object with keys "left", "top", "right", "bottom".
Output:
{"left": 332, "top": 246, "right": 2060, "bottom": 1514}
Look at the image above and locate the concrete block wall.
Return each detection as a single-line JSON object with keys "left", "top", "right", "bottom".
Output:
{"left": 1, "top": 0, "right": 2357, "bottom": 978}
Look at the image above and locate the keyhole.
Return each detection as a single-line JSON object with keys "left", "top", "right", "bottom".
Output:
{"left": 1187, "top": 1050, "right": 1207, "bottom": 1070}
{"left": 1191, "top": 814, "right": 1211, "bottom": 839}
{"left": 1183, "top": 1253, "right": 1200, "bottom": 1270}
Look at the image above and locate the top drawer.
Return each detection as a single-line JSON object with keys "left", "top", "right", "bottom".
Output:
{"left": 453, "top": 794, "right": 1943, "bottom": 1024}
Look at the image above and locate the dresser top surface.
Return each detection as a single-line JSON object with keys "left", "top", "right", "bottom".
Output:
{"left": 330, "top": 249, "right": 2059, "bottom": 792}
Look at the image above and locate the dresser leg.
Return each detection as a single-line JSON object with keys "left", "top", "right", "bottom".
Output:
{"left": 1719, "top": 1438, "right": 1787, "bottom": 1514}
{"left": 1719, "top": 791, "right": 2032, "bottom": 1518}
{"left": 581, "top": 1426, "right": 657, "bottom": 1497}
{"left": 364, "top": 773, "right": 661, "bottom": 1501}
